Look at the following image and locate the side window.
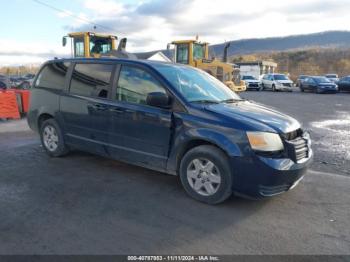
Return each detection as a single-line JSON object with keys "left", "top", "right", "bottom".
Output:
{"left": 70, "top": 63, "right": 113, "bottom": 98}
{"left": 176, "top": 44, "right": 189, "bottom": 64}
{"left": 74, "top": 38, "right": 85, "bottom": 57}
{"left": 116, "top": 65, "right": 166, "bottom": 105}
{"left": 35, "top": 62, "right": 70, "bottom": 90}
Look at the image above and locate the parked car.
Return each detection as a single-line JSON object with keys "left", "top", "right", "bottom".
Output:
{"left": 28, "top": 58, "right": 312, "bottom": 204}
{"left": 337, "top": 76, "right": 350, "bottom": 92}
{"left": 0, "top": 76, "right": 9, "bottom": 89}
{"left": 296, "top": 75, "right": 309, "bottom": 87}
{"left": 16, "top": 78, "right": 34, "bottom": 89}
{"left": 325, "top": 74, "right": 339, "bottom": 83}
{"left": 241, "top": 75, "right": 261, "bottom": 91}
{"left": 261, "top": 74, "right": 293, "bottom": 92}
{"left": 300, "top": 76, "right": 338, "bottom": 93}
{"left": 0, "top": 81, "right": 7, "bottom": 90}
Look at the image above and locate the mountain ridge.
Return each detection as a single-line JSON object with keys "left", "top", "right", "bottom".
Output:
{"left": 211, "top": 31, "right": 350, "bottom": 57}
{"left": 136, "top": 31, "right": 350, "bottom": 59}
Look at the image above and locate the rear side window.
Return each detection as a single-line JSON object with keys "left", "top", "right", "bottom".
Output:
{"left": 35, "top": 62, "right": 70, "bottom": 90}
{"left": 70, "top": 63, "right": 114, "bottom": 98}
{"left": 116, "top": 65, "right": 166, "bottom": 105}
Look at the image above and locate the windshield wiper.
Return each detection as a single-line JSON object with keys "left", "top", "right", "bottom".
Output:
{"left": 220, "top": 98, "right": 245, "bottom": 103}
{"left": 191, "top": 100, "right": 220, "bottom": 104}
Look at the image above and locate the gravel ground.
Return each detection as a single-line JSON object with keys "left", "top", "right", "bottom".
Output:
{"left": 0, "top": 90, "right": 349, "bottom": 255}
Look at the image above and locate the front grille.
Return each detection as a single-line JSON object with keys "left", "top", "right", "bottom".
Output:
{"left": 290, "top": 137, "right": 308, "bottom": 161}
{"left": 282, "top": 128, "right": 303, "bottom": 141}
{"left": 282, "top": 83, "right": 292, "bottom": 87}
{"left": 283, "top": 130, "right": 309, "bottom": 162}
{"left": 248, "top": 83, "right": 259, "bottom": 88}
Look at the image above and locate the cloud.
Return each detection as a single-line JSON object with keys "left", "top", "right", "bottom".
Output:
{"left": 2, "top": 0, "right": 350, "bottom": 65}
{"left": 66, "top": 0, "right": 350, "bottom": 51}
{"left": 136, "top": 0, "right": 193, "bottom": 19}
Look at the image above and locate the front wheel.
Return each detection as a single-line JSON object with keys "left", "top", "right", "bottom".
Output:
{"left": 179, "top": 145, "right": 233, "bottom": 204}
{"left": 272, "top": 84, "right": 276, "bottom": 92}
{"left": 40, "top": 119, "right": 69, "bottom": 157}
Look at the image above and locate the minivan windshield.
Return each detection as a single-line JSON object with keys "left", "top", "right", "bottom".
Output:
{"left": 153, "top": 64, "right": 241, "bottom": 103}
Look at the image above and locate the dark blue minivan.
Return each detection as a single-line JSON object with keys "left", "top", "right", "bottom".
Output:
{"left": 28, "top": 58, "right": 313, "bottom": 204}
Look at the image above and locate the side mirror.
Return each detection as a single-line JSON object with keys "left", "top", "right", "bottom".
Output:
{"left": 167, "top": 43, "right": 171, "bottom": 50}
{"left": 62, "top": 36, "right": 67, "bottom": 47}
{"left": 146, "top": 92, "right": 170, "bottom": 108}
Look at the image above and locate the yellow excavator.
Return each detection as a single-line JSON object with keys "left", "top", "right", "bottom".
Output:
{"left": 168, "top": 38, "right": 246, "bottom": 92}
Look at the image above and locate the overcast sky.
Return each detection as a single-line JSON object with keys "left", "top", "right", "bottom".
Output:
{"left": 1, "top": 0, "right": 350, "bottom": 66}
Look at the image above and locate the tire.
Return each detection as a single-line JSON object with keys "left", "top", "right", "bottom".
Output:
{"left": 179, "top": 145, "right": 233, "bottom": 204}
{"left": 261, "top": 83, "right": 265, "bottom": 90}
{"left": 272, "top": 84, "right": 276, "bottom": 92}
{"left": 300, "top": 86, "right": 304, "bottom": 92}
{"left": 40, "top": 118, "right": 69, "bottom": 157}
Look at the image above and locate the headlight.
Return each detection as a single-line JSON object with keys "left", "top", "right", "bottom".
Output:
{"left": 247, "top": 132, "right": 284, "bottom": 152}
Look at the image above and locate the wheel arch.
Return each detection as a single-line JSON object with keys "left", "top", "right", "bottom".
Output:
{"left": 38, "top": 113, "right": 54, "bottom": 130}
{"left": 169, "top": 130, "right": 243, "bottom": 175}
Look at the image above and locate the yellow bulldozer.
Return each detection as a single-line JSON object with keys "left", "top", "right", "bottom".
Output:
{"left": 62, "top": 32, "right": 136, "bottom": 59}
{"left": 62, "top": 32, "right": 245, "bottom": 92}
{"left": 168, "top": 38, "right": 246, "bottom": 92}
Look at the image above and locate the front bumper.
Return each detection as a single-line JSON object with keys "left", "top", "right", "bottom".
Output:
{"left": 231, "top": 147, "right": 313, "bottom": 198}
{"left": 276, "top": 85, "right": 293, "bottom": 91}
{"left": 318, "top": 87, "right": 338, "bottom": 93}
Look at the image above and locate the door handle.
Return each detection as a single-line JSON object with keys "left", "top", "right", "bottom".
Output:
{"left": 110, "top": 107, "right": 124, "bottom": 113}
{"left": 89, "top": 103, "right": 108, "bottom": 111}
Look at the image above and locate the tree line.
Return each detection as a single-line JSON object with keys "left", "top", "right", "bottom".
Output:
{"left": 231, "top": 48, "right": 350, "bottom": 81}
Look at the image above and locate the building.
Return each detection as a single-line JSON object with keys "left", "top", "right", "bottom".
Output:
{"left": 135, "top": 50, "right": 173, "bottom": 62}
{"left": 235, "top": 61, "right": 278, "bottom": 79}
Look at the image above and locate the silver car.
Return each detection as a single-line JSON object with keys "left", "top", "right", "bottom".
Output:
{"left": 261, "top": 74, "right": 293, "bottom": 92}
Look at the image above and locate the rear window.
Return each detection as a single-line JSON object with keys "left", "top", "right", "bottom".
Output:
{"left": 69, "top": 63, "right": 114, "bottom": 99}
{"left": 35, "top": 62, "right": 70, "bottom": 90}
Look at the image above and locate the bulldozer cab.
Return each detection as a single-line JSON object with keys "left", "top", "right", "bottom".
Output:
{"left": 168, "top": 38, "right": 246, "bottom": 92}
{"left": 171, "top": 40, "right": 209, "bottom": 66}
{"left": 63, "top": 32, "right": 117, "bottom": 58}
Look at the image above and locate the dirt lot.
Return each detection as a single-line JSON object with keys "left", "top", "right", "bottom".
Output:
{"left": 0, "top": 90, "right": 349, "bottom": 255}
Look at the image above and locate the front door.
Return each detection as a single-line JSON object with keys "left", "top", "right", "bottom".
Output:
{"left": 108, "top": 64, "right": 173, "bottom": 170}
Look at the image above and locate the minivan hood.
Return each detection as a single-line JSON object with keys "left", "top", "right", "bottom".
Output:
{"left": 205, "top": 101, "right": 300, "bottom": 134}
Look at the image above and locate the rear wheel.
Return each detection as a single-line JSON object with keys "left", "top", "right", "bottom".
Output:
{"left": 179, "top": 145, "right": 233, "bottom": 204}
{"left": 40, "top": 119, "right": 69, "bottom": 157}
